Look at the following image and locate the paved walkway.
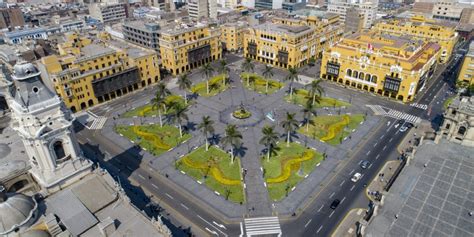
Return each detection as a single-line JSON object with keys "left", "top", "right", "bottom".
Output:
{"left": 367, "top": 160, "right": 401, "bottom": 202}
{"left": 96, "top": 57, "right": 381, "bottom": 220}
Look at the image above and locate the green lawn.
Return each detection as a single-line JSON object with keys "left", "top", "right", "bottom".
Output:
{"left": 443, "top": 96, "right": 454, "bottom": 110}
{"left": 285, "top": 89, "right": 351, "bottom": 108}
{"left": 262, "top": 143, "right": 323, "bottom": 201}
{"left": 298, "top": 114, "right": 365, "bottom": 146}
{"left": 177, "top": 146, "right": 245, "bottom": 203}
{"left": 121, "top": 95, "right": 187, "bottom": 118}
{"left": 240, "top": 72, "right": 284, "bottom": 94}
{"left": 115, "top": 124, "right": 191, "bottom": 156}
{"left": 191, "top": 74, "right": 229, "bottom": 97}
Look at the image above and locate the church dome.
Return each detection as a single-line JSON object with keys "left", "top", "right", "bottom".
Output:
{"left": 12, "top": 61, "right": 41, "bottom": 81}
{"left": 0, "top": 186, "right": 39, "bottom": 235}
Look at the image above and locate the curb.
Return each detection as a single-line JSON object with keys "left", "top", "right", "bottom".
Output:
{"left": 331, "top": 208, "right": 365, "bottom": 237}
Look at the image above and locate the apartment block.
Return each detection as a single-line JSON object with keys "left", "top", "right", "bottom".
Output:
{"left": 373, "top": 15, "right": 458, "bottom": 63}
{"left": 188, "top": 0, "right": 217, "bottom": 20}
{"left": 89, "top": 3, "right": 127, "bottom": 23}
{"left": 38, "top": 32, "right": 160, "bottom": 112}
{"left": 457, "top": 41, "right": 474, "bottom": 85}
{"left": 220, "top": 22, "right": 248, "bottom": 52}
{"left": 327, "top": 0, "right": 378, "bottom": 28}
{"left": 159, "top": 23, "right": 222, "bottom": 75}
{"left": 320, "top": 30, "right": 440, "bottom": 102}
{"left": 123, "top": 21, "right": 161, "bottom": 54}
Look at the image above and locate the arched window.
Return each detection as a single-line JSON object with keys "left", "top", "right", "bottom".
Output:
{"left": 458, "top": 126, "right": 467, "bottom": 136}
{"left": 353, "top": 71, "right": 358, "bottom": 78}
{"left": 346, "top": 69, "right": 352, "bottom": 77}
{"left": 359, "top": 72, "right": 364, "bottom": 80}
{"left": 372, "top": 75, "right": 378, "bottom": 83}
{"left": 366, "top": 74, "right": 371, "bottom": 81}
{"left": 53, "top": 141, "right": 66, "bottom": 160}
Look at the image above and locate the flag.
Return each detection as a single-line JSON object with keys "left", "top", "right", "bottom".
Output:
{"left": 368, "top": 43, "right": 374, "bottom": 51}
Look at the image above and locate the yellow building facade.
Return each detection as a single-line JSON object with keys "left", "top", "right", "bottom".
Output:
{"left": 220, "top": 22, "right": 247, "bottom": 52}
{"left": 38, "top": 32, "right": 160, "bottom": 112}
{"left": 373, "top": 16, "right": 458, "bottom": 64}
{"left": 457, "top": 41, "right": 474, "bottom": 85}
{"left": 159, "top": 24, "right": 222, "bottom": 76}
{"left": 320, "top": 30, "right": 440, "bottom": 102}
{"left": 243, "top": 15, "right": 343, "bottom": 69}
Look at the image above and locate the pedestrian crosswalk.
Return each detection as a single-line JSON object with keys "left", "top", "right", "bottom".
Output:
{"left": 410, "top": 103, "right": 428, "bottom": 110}
{"left": 366, "top": 105, "right": 422, "bottom": 124}
{"left": 89, "top": 116, "right": 107, "bottom": 130}
{"left": 244, "top": 216, "right": 282, "bottom": 237}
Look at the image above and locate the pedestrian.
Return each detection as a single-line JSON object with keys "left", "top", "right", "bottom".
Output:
{"left": 395, "top": 214, "right": 399, "bottom": 219}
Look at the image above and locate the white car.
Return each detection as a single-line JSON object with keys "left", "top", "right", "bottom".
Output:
{"left": 399, "top": 126, "right": 408, "bottom": 132}
{"left": 351, "top": 173, "right": 362, "bottom": 182}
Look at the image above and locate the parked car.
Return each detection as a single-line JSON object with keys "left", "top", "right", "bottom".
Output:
{"left": 330, "top": 199, "right": 341, "bottom": 209}
{"left": 399, "top": 126, "right": 408, "bottom": 132}
{"left": 351, "top": 173, "right": 362, "bottom": 182}
{"left": 360, "top": 160, "right": 371, "bottom": 169}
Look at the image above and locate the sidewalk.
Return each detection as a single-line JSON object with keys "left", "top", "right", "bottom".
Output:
{"left": 331, "top": 208, "right": 366, "bottom": 237}
{"left": 366, "top": 160, "right": 401, "bottom": 203}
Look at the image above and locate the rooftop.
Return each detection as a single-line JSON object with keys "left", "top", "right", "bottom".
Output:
{"left": 107, "top": 39, "right": 155, "bottom": 59}
{"left": 75, "top": 44, "right": 115, "bottom": 63}
{"left": 253, "top": 22, "right": 313, "bottom": 36}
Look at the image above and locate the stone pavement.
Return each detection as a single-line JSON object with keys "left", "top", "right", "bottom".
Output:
{"left": 331, "top": 208, "right": 366, "bottom": 237}
{"left": 96, "top": 56, "right": 382, "bottom": 220}
{"left": 366, "top": 139, "right": 474, "bottom": 237}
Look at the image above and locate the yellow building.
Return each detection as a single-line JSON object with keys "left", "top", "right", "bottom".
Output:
{"left": 38, "top": 32, "right": 160, "bottom": 112}
{"left": 243, "top": 15, "right": 343, "bottom": 69}
{"left": 220, "top": 21, "right": 247, "bottom": 52}
{"left": 457, "top": 41, "right": 474, "bottom": 85}
{"left": 320, "top": 30, "right": 440, "bottom": 102}
{"left": 159, "top": 23, "right": 222, "bottom": 76}
{"left": 373, "top": 16, "right": 458, "bottom": 64}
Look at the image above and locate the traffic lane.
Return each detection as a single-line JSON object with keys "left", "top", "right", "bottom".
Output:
{"left": 282, "top": 118, "right": 399, "bottom": 233}
{"left": 75, "top": 129, "right": 239, "bottom": 237}
{"left": 299, "top": 119, "right": 408, "bottom": 236}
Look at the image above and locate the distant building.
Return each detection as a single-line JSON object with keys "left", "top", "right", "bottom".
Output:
{"left": 320, "top": 29, "right": 440, "bottom": 102}
{"left": 220, "top": 21, "right": 248, "bottom": 52}
{"left": 4, "top": 27, "right": 48, "bottom": 44}
{"left": 0, "top": 7, "right": 25, "bottom": 29}
{"left": 432, "top": 0, "right": 474, "bottom": 23}
{"left": 123, "top": 21, "right": 162, "bottom": 56}
{"left": 255, "top": 0, "right": 284, "bottom": 9}
{"left": 282, "top": 0, "right": 307, "bottom": 12}
{"left": 38, "top": 32, "right": 160, "bottom": 112}
{"left": 437, "top": 95, "right": 474, "bottom": 147}
{"left": 327, "top": 0, "right": 378, "bottom": 28}
{"left": 457, "top": 41, "right": 474, "bottom": 85}
{"left": 344, "top": 7, "right": 363, "bottom": 33}
{"left": 89, "top": 2, "right": 127, "bottom": 23}
{"left": 188, "top": 0, "right": 217, "bottom": 20}
{"left": 372, "top": 15, "right": 458, "bottom": 63}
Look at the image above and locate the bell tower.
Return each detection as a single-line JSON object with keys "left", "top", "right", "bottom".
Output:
{"left": 6, "top": 61, "right": 92, "bottom": 192}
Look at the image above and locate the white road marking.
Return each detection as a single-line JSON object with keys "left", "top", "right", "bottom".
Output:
{"left": 317, "top": 205, "right": 324, "bottom": 212}
{"left": 304, "top": 219, "right": 312, "bottom": 228}
{"left": 383, "top": 145, "right": 387, "bottom": 150}
{"left": 329, "top": 192, "right": 335, "bottom": 198}
{"left": 349, "top": 169, "right": 355, "bottom": 175}
{"left": 368, "top": 163, "right": 373, "bottom": 169}
{"left": 329, "top": 211, "right": 335, "bottom": 218}
{"left": 205, "top": 228, "right": 218, "bottom": 235}
{"left": 389, "top": 138, "right": 393, "bottom": 142}
{"left": 138, "top": 174, "right": 145, "bottom": 179}
{"left": 373, "top": 142, "right": 377, "bottom": 147}
{"left": 239, "top": 222, "right": 244, "bottom": 237}
{"left": 339, "top": 180, "right": 345, "bottom": 186}
{"left": 381, "top": 135, "right": 384, "bottom": 139}
{"left": 366, "top": 150, "right": 371, "bottom": 155}
{"left": 341, "top": 197, "right": 346, "bottom": 204}
{"left": 212, "top": 221, "right": 227, "bottom": 229}
{"left": 180, "top": 203, "right": 189, "bottom": 210}
{"left": 151, "top": 184, "right": 159, "bottom": 189}
{"left": 350, "top": 185, "right": 355, "bottom": 191}
{"left": 165, "top": 193, "right": 174, "bottom": 199}
{"left": 317, "top": 225, "right": 323, "bottom": 233}
{"left": 376, "top": 154, "right": 380, "bottom": 160}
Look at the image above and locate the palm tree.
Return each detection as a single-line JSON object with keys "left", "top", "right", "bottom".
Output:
{"left": 301, "top": 99, "right": 316, "bottom": 133}
{"left": 262, "top": 64, "right": 274, "bottom": 93}
{"left": 156, "top": 82, "right": 172, "bottom": 112}
{"left": 201, "top": 63, "right": 214, "bottom": 95}
{"left": 281, "top": 112, "right": 299, "bottom": 147}
{"left": 170, "top": 102, "right": 188, "bottom": 138}
{"left": 151, "top": 94, "right": 165, "bottom": 127}
{"left": 198, "top": 116, "right": 215, "bottom": 151}
{"left": 260, "top": 126, "right": 279, "bottom": 161}
{"left": 177, "top": 73, "right": 192, "bottom": 105}
{"left": 241, "top": 57, "right": 255, "bottom": 86}
{"left": 218, "top": 59, "right": 230, "bottom": 87}
{"left": 222, "top": 124, "right": 242, "bottom": 164}
{"left": 285, "top": 66, "right": 300, "bottom": 100}
{"left": 308, "top": 79, "right": 324, "bottom": 105}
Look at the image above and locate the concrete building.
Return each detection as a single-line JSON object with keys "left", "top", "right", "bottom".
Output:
{"left": 373, "top": 16, "right": 458, "bottom": 63}
{"left": 221, "top": 21, "right": 248, "bottom": 52}
{"left": 0, "top": 61, "right": 171, "bottom": 237}
{"left": 282, "top": 0, "right": 307, "bottom": 12}
{"left": 0, "top": 7, "right": 25, "bottom": 29}
{"left": 123, "top": 21, "right": 162, "bottom": 54}
{"left": 320, "top": 29, "right": 440, "bottom": 102}
{"left": 432, "top": 0, "right": 473, "bottom": 22}
{"left": 344, "top": 7, "right": 363, "bottom": 33}
{"left": 437, "top": 95, "right": 474, "bottom": 147}
{"left": 89, "top": 2, "right": 127, "bottom": 23}
{"left": 38, "top": 32, "right": 160, "bottom": 112}
{"left": 244, "top": 15, "right": 344, "bottom": 69}
{"left": 4, "top": 27, "right": 48, "bottom": 44}
{"left": 327, "top": 0, "right": 378, "bottom": 28}
{"left": 254, "top": 0, "right": 284, "bottom": 9}
{"left": 457, "top": 41, "right": 474, "bottom": 85}
{"left": 159, "top": 23, "right": 222, "bottom": 75}
{"left": 188, "top": 0, "right": 217, "bottom": 20}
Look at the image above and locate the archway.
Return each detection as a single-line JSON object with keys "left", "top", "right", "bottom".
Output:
{"left": 70, "top": 106, "right": 77, "bottom": 113}
{"left": 88, "top": 99, "right": 94, "bottom": 107}
{"left": 80, "top": 102, "right": 87, "bottom": 110}
{"left": 458, "top": 126, "right": 466, "bottom": 136}
{"left": 8, "top": 180, "right": 29, "bottom": 192}
{"left": 346, "top": 69, "right": 352, "bottom": 77}
{"left": 397, "top": 95, "right": 404, "bottom": 101}
{"left": 53, "top": 140, "right": 66, "bottom": 160}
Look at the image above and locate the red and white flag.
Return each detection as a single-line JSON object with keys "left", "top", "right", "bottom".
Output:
{"left": 368, "top": 43, "right": 374, "bottom": 51}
